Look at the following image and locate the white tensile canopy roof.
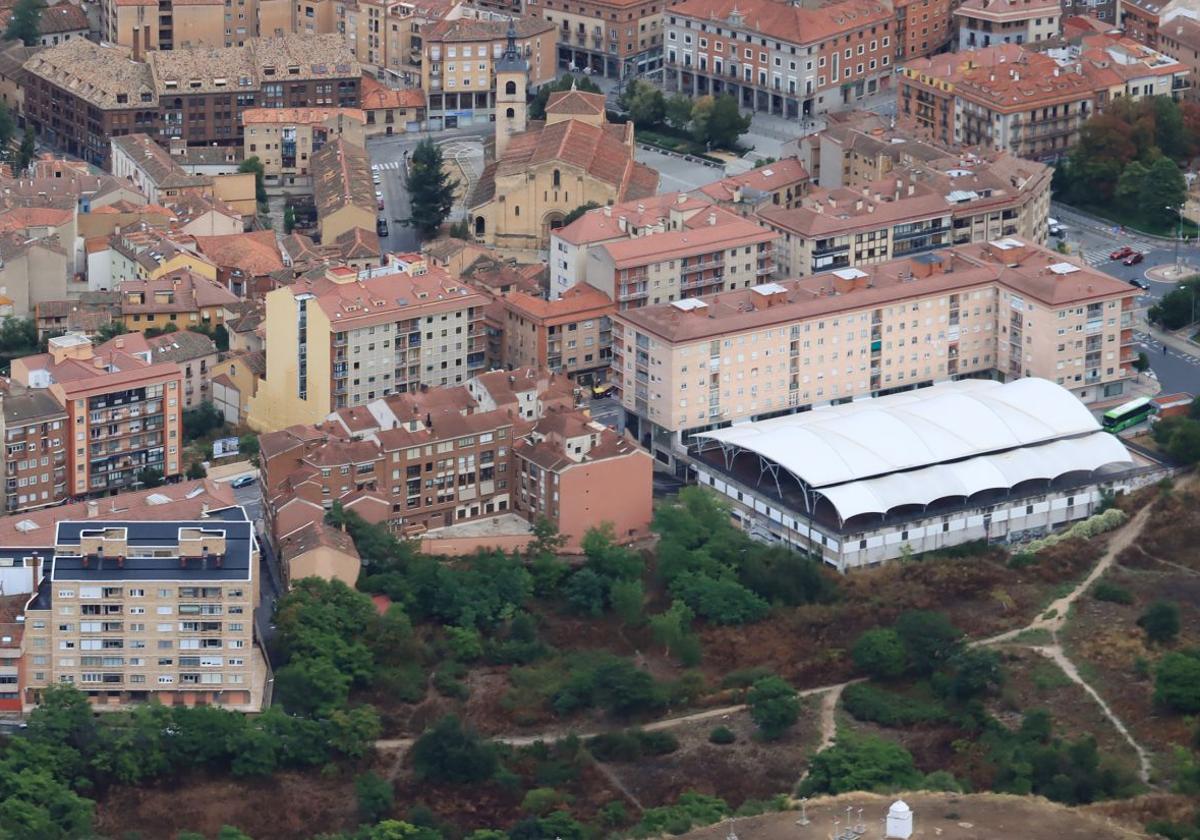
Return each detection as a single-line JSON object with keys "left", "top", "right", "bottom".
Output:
{"left": 695, "top": 379, "right": 1134, "bottom": 521}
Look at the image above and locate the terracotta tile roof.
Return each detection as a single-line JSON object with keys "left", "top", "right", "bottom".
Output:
{"left": 147, "top": 329, "right": 218, "bottom": 362}
{"left": 0, "top": 1, "right": 88, "bottom": 34}
{"left": 555, "top": 192, "right": 708, "bottom": 245}
{"left": 424, "top": 15, "right": 554, "bottom": 43}
{"left": 0, "top": 479, "right": 234, "bottom": 547}
{"left": 111, "top": 134, "right": 213, "bottom": 190}
{"left": 241, "top": 106, "right": 366, "bottom": 126}
{"left": 193, "top": 229, "right": 284, "bottom": 276}
{"left": 601, "top": 205, "right": 775, "bottom": 268}
{"left": 698, "top": 158, "right": 810, "bottom": 203}
{"left": 758, "top": 177, "right": 951, "bottom": 237}
{"left": 669, "top": 0, "right": 892, "bottom": 45}
{"left": 278, "top": 519, "right": 360, "bottom": 564}
{"left": 360, "top": 75, "right": 426, "bottom": 110}
{"left": 546, "top": 89, "right": 606, "bottom": 116}
{"left": 312, "top": 138, "right": 376, "bottom": 221}
{"left": 481, "top": 118, "right": 657, "bottom": 205}
{"left": 0, "top": 206, "right": 73, "bottom": 231}
{"left": 22, "top": 39, "right": 155, "bottom": 110}
{"left": 461, "top": 255, "right": 543, "bottom": 296}
{"left": 502, "top": 283, "right": 613, "bottom": 324}
{"left": 119, "top": 268, "right": 240, "bottom": 314}
{"left": 1161, "top": 14, "right": 1200, "bottom": 49}
{"left": 618, "top": 240, "right": 1136, "bottom": 344}
{"left": 333, "top": 225, "right": 382, "bottom": 260}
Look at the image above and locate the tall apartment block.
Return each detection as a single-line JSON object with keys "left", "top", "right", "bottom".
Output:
{"left": 3, "top": 390, "right": 69, "bottom": 513}
{"left": 248, "top": 256, "right": 489, "bottom": 431}
{"left": 20, "top": 511, "right": 262, "bottom": 711}
{"left": 10, "top": 334, "right": 185, "bottom": 497}
{"left": 612, "top": 240, "right": 1139, "bottom": 469}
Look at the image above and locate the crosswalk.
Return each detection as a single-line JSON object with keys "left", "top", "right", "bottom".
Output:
{"left": 372, "top": 161, "right": 405, "bottom": 171}
{"left": 1133, "top": 331, "right": 1200, "bottom": 366}
{"left": 1078, "top": 240, "right": 1158, "bottom": 267}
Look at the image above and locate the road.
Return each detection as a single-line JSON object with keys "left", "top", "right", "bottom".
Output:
{"left": 1053, "top": 203, "right": 1200, "bottom": 395}
{"left": 367, "top": 124, "right": 493, "bottom": 254}
{"left": 229, "top": 475, "right": 283, "bottom": 653}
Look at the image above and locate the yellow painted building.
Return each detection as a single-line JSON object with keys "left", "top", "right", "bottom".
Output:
{"left": 119, "top": 269, "right": 240, "bottom": 333}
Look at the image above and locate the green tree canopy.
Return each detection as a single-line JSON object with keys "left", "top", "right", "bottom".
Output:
{"left": 4, "top": 0, "right": 46, "bottom": 46}
{"left": 529, "top": 74, "right": 602, "bottom": 120}
{"left": 403, "top": 138, "right": 458, "bottom": 240}
{"left": 894, "top": 610, "right": 963, "bottom": 676}
{"left": 852, "top": 628, "right": 908, "bottom": 680}
{"left": 691, "top": 94, "right": 751, "bottom": 150}
{"left": 1139, "top": 600, "right": 1181, "bottom": 644}
{"left": 798, "top": 732, "right": 924, "bottom": 796}
{"left": 238, "top": 156, "right": 268, "bottom": 206}
{"left": 410, "top": 715, "right": 498, "bottom": 784}
{"left": 664, "top": 94, "right": 694, "bottom": 131}
{"left": 747, "top": 675, "right": 800, "bottom": 740}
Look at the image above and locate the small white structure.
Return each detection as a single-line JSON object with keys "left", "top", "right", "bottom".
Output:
{"left": 886, "top": 800, "right": 913, "bottom": 839}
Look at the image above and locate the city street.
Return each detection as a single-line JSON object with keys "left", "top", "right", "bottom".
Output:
{"left": 1053, "top": 203, "right": 1200, "bottom": 395}
{"left": 367, "top": 124, "right": 493, "bottom": 254}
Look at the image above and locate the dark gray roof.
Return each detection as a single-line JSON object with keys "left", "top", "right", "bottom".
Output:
{"left": 52, "top": 517, "right": 253, "bottom": 581}
{"left": 3, "top": 389, "right": 66, "bottom": 425}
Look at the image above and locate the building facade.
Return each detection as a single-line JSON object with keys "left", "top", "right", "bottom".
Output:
{"left": 954, "top": 0, "right": 1061, "bottom": 49}
{"left": 3, "top": 390, "right": 68, "bottom": 513}
{"left": 499, "top": 284, "right": 615, "bottom": 382}
{"left": 243, "top": 107, "right": 367, "bottom": 185}
{"left": 664, "top": 0, "right": 895, "bottom": 119}
{"left": 611, "top": 239, "right": 1138, "bottom": 469}
{"left": 532, "top": 0, "right": 665, "bottom": 78}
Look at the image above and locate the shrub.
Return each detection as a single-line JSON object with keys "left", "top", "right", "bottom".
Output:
{"left": 410, "top": 716, "right": 497, "bottom": 784}
{"left": 636, "top": 792, "right": 729, "bottom": 837}
{"left": 587, "top": 729, "right": 679, "bottom": 762}
{"left": 721, "top": 666, "right": 775, "bottom": 689}
{"left": 355, "top": 772, "right": 395, "bottom": 823}
{"left": 852, "top": 629, "right": 908, "bottom": 680}
{"left": 1092, "top": 580, "right": 1134, "bottom": 605}
{"left": 670, "top": 572, "right": 770, "bottom": 625}
{"left": 708, "top": 725, "right": 736, "bottom": 745}
{"left": 748, "top": 675, "right": 800, "bottom": 740}
{"left": 798, "top": 732, "right": 924, "bottom": 796}
{"left": 1155, "top": 650, "right": 1200, "bottom": 713}
{"left": 1025, "top": 509, "right": 1127, "bottom": 553}
{"left": 521, "top": 787, "right": 570, "bottom": 816}
{"left": 841, "top": 682, "right": 948, "bottom": 727}
{"left": 894, "top": 610, "right": 963, "bottom": 676}
{"left": 1139, "top": 601, "right": 1181, "bottom": 644}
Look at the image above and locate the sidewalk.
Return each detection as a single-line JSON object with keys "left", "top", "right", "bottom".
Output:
{"left": 1149, "top": 322, "right": 1200, "bottom": 358}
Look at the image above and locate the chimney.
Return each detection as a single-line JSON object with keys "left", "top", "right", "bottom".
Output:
{"left": 116, "top": 556, "right": 125, "bottom": 569}
{"left": 114, "top": 337, "right": 124, "bottom": 349}
{"left": 618, "top": 215, "right": 627, "bottom": 232}
{"left": 707, "top": 212, "right": 717, "bottom": 226}
{"left": 132, "top": 27, "right": 141, "bottom": 62}
{"left": 201, "top": 502, "right": 209, "bottom": 516}
{"left": 603, "top": 205, "right": 612, "bottom": 217}
{"left": 86, "top": 500, "right": 99, "bottom": 518}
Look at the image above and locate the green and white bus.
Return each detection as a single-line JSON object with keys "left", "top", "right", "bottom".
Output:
{"left": 1102, "top": 397, "right": 1154, "bottom": 433}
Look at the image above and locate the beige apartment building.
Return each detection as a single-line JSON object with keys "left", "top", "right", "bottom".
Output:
{"left": 612, "top": 239, "right": 1138, "bottom": 467}
{"left": 758, "top": 151, "right": 1052, "bottom": 277}
{"left": 583, "top": 205, "right": 778, "bottom": 310}
{"left": 243, "top": 107, "right": 367, "bottom": 185}
{"left": 20, "top": 513, "right": 263, "bottom": 711}
{"left": 248, "top": 256, "right": 489, "bottom": 431}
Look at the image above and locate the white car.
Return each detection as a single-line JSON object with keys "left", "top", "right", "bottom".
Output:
{"left": 373, "top": 172, "right": 381, "bottom": 184}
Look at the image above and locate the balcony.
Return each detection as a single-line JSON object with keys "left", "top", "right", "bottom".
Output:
{"left": 682, "top": 258, "right": 723, "bottom": 274}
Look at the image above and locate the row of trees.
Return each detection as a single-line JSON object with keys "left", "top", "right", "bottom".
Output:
{"left": 620, "top": 79, "right": 751, "bottom": 151}
{"left": 1054, "top": 96, "right": 1192, "bottom": 230}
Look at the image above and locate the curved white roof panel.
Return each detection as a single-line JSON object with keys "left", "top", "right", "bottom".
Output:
{"left": 695, "top": 379, "right": 1101, "bottom": 488}
{"left": 818, "top": 432, "right": 1132, "bottom": 520}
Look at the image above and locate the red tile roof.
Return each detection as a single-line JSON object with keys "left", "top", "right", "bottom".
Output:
{"left": 360, "top": 75, "right": 426, "bottom": 110}
{"left": 669, "top": 0, "right": 892, "bottom": 45}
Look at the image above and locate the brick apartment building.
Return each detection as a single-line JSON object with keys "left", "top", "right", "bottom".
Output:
{"left": 498, "top": 284, "right": 615, "bottom": 383}
{"left": 664, "top": 0, "right": 895, "bottom": 119}
{"left": 22, "top": 35, "right": 361, "bottom": 166}
{"left": 10, "top": 334, "right": 185, "bottom": 497}
{"left": 3, "top": 389, "right": 68, "bottom": 513}
{"left": 611, "top": 239, "right": 1139, "bottom": 467}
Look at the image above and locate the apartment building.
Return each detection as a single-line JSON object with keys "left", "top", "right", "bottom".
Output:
{"left": 243, "top": 107, "right": 367, "bottom": 185}
{"left": 3, "top": 389, "right": 68, "bottom": 514}
{"left": 759, "top": 149, "right": 1052, "bottom": 276}
{"left": 664, "top": 0, "right": 895, "bottom": 119}
{"left": 692, "top": 159, "right": 811, "bottom": 217}
{"left": 513, "top": 411, "right": 652, "bottom": 541}
{"left": 147, "top": 331, "right": 220, "bottom": 410}
{"left": 1153, "top": 14, "right": 1200, "bottom": 101}
{"left": 611, "top": 239, "right": 1138, "bottom": 467}
{"left": 118, "top": 269, "right": 240, "bottom": 333}
{"left": 532, "top": 0, "right": 664, "bottom": 78}
{"left": 499, "top": 284, "right": 615, "bottom": 382}
{"left": 20, "top": 511, "right": 262, "bottom": 711}
{"left": 22, "top": 36, "right": 362, "bottom": 166}
{"left": 10, "top": 334, "right": 185, "bottom": 497}
{"left": 423, "top": 16, "right": 557, "bottom": 128}
{"left": 954, "top": 0, "right": 1061, "bottom": 49}
{"left": 898, "top": 38, "right": 1188, "bottom": 159}
{"left": 247, "top": 257, "right": 489, "bottom": 431}
{"left": 893, "top": 0, "right": 954, "bottom": 61}
{"left": 312, "top": 138, "right": 378, "bottom": 245}
{"left": 101, "top": 0, "right": 261, "bottom": 50}
{"left": 1118, "top": 0, "right": 1200, "bottom": 47}
{"left": 360, "top": 76, "right": 427, "bottom": 135}
{"left": 585, "top": 206, "right": 778, "bottom": 311}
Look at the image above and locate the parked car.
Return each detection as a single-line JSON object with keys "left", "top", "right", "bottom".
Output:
{"left": 376, "top": 218, "right": 389, "bottom": 236}
{"left": 372, "top": 172, "right": 381, "bottom": 185}
{"left": 1128, "top": 277, "right": 1150, "bottom": 290}
{"left": 1110, "top": 245, "right": 1134, "bottom": 260}
{"left": 1123, "top": 252, "right": 1144, "bottom": 266}
{"left": 592, "top": 382, "right": 614, "bottom": 398}
{"left": 231, "top": 475, "right": 256, "bottom": 488}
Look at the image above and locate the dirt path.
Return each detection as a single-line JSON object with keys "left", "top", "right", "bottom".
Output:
{"left": 1030, "top": 645, "right": 1153, "bottom": 785}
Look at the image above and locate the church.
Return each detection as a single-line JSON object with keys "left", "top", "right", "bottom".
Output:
{"left": 467, "top": 26, "right": 659, "bottom": 251}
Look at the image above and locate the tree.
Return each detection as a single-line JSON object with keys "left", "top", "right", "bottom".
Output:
{"left": 1156, "top": 648, "right": 1200, "bottom": 710}
{"left": 610, "top": 578, "right": 645, "bottom": 626}
{"left": 946, "top": 648, "right": 1004, "bottom": 702}
{"left": 1150, "top": 277, "right": 1200, "bottom": 329}
{"left": 894, "top": 610, "right": 963, "bottom": 676}
{"left": 691, "top": 95, "right": 750, "bottom": 150}
{"left": 798, "top": 731, "right": 924, "bottom": 796}
{"left": 1140, "top": 156, "right": 1187, "bottom": 229}
{"left": 1138, "top": 600, "right": 1181, "bottom": 644}
{"left": 529, "top": 74, "right": 602, "bottom": 120}
{"left": 564, "top": 568, "right": 607, "bottom": 616}
{"left": 403, "top": 138, "right": 458, "bottom": 240}
{"left": 562, "top": 201, "right": 601, "bottom": 227}
{"left": 1167, "top": 420, "right": 1200, "bottom": 465}
{"left": 283, "top": 205, "right": 297, "bottom": 234}
{"left": 649, "top": 599, "right": 694, "bottom": 659}
{"left": 1133, "top": 351, "right": 1150, "bottom": 374}
{"left": 95, "top": 321, "right": 130, "bottom": 342}
{"left": 239, "top": 156, "right": 268, "bottom": 206}
{"left": 852, "top": 628, "right": 908, "bottom": 680}
{"left": 664, "top": 94, "right": 694, "bottom": 131}
{"left": 747, "top": 675, "right": 800, "bottom": 740}
{"left": 274, "top": 656, "right": 351, "bottom": 716}
{"left": 183, "top": 401, "right": 226, "bottom": 442}
{"left": 355, "top": 772, "right": 395, "bottom": 823}
{"left": 624, "top": 80, "right": 666, "bottom": 127}
{"left": 136, "top": 467, "right": 164, "bottom": 488}
{"left": 1114, "top": 160, "right": 1148, "bottom": 211}
{"left": 5, "top": 0, "right": 46, "bottom": 46}
{"left": 17, "top": 125, "right": 34, "bottom": 172}
{"left": 0, "top": 102, "right": 14, "bottom": 154}
{"left": 185, "top": 461, "right": 207, "bottom": 480}
{"left": 410, "top": 715, "right": 498, "bottom": 784}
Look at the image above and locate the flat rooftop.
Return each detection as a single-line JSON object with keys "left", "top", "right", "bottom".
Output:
{"left": 52, "top": 517, "right": 253, "bottom": 581}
